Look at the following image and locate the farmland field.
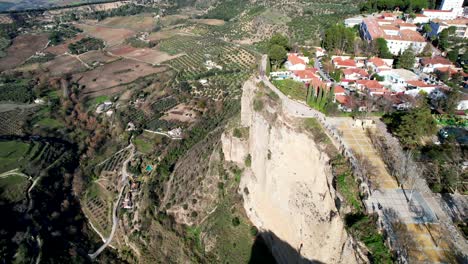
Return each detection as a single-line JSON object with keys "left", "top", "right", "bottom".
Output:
{"left": 108, "top": 44, "right": 181, "bottom": 65}
{"left": 78, "top": 50, "right": 119, "bottom": 65}
{"left": 75, "top": 23, "right": 136, "bottom": 47}
{"left": 0, "top": 140, "right": 30, "bottom": 173}
{"left": 45, "top": 34, "right": 86, "bottom": 55}
{"left": 43, "top": 54, "right": 87, "bottom": 76}
{"left": 0, "top": 34, "right": 49, "bottom": 71}
{"left": 74, "top": 59, "right": 168, "bottom": 98}
{"left": 98, "top": 14, "right": 156, "bottom": 31}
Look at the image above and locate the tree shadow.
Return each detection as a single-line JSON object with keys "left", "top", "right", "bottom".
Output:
{"left": 249, "top": 230, "right": 325, "bottom": 264}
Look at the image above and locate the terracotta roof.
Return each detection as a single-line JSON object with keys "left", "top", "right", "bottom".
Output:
{"left": 293, "top": 68, "right": 318, "bottom": 80}
{"left": 384, "top": 29, "right": 425, "bottom": 42}
{"left": 335, "top": 95, "right": 350, "bottom": 104}
{"left": 415, "top": 14, "right": 427, "bottom": 17}
{"left": 420, "top": 56, "right": 452, "bottom": 66}
{"left": 367, "top": 57, "right": 387, "bottom": 67}
{"left": 356, "top": 80, "right": 383, "bottom": 89}
{"left": 369, "top": 88, "right": 389, "bottom": 94}
{"left": 406, "top": 80, "right": 435, "bottom": 87}
{"left": 333, "top": 57, "right": 356, "bottom": 67}
{"left": 334, "top": 85, "right": 346, "bottom": 94}
{"left": 288, "top": 54, "right": 305, "bottom": 65}
{"left": 343, "top": 68, "right": 369, "bottom": 77}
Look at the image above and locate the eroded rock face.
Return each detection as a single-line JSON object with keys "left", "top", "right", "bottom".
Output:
{"left": 222, "top": 78, "right": 362, "bottom": 264}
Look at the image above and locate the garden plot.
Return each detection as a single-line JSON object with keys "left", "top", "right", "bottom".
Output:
{"left": 108, "top": 44, "right": 181, "bottom": 65}
{"left": 75, "top": 59, "right": 167, "bottom": 97}
{"left": 78, "top": 50, "right": 119, "bottom": 65}
{"left": 98, "top": 148, "right": 131, "bottom": 173}
{"left": 83, "top": 181, "right": 114, "bottom": 237}
{"left": 0, "top": 34, "right": 49, "bottom": 71}
{"left": 191, "top": 72, "right": 249, "bottom": 101}
{"left": 0, "top": 107, "right": 38, "bottom": 136}
{"left": 43, "top": 55, "right": 87, "bottom": 76}
{"left": 161, "top": 103, "right": 198, "bottom": 123}
{"left": 45, "top": 34, "right": 86, "bottom": 55}
{"left": 75, "top": 23, "right": 135, "bottom": 47}
{"left": 98, "top": 14, "right": 156, "bottom": 31}
{"left": 158, "top": 35, "right": 257, "bottom": 80}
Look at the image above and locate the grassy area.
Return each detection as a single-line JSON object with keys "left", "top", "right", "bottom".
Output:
{"left": 0, "top": 175, "right": 29, "bottom": 202}
{"left": 345, "top": 213, "right": 393, "bottom": 264}
{"left": 201, "top": 196, "right": 254, "bottom": 263}
{"left": 337, "top": 171, "right": 362, "bottom": 212}
{"left": 272, "top": 79, "right": 306, "bottom": 101}
{"left": 0, "top": 141, "right": 30, "bottom": 173}
{"left": 37, "top": 118, "right": 64, "bottom": 129}
{"left": 134, "top": 132, "right": 163, "bottom": 154}
{"left": 303, "top": 118, "right": 331, "bottom": 145}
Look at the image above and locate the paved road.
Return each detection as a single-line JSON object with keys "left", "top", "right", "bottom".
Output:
{"left": 89, "top": 143, "right": 135, "bottom": 260}
{"left": 313, "top": 56, "right": 330, "bottom": 82}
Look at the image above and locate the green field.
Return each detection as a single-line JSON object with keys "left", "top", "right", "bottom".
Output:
{"left": 0, "top": 175, "right": 29, "bottom": 202}
{"left": 272, "top": 79, "right": 307, "bottom": 101}
{"left": 0, "top": 141, "right": 30, "bottom": 173}
{"left": 37, "top": 118, "right": 64, "bottom": 129}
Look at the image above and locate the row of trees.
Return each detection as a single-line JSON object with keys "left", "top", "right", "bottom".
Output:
{"left": 359, "top": 0, "right": 434, "bottom": 13}
{"left": 306, "top": 84, "right": 336, "bottom": 113}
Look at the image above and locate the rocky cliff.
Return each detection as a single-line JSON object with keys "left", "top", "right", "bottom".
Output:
{"left": 222, "top": 78, "right": 364, "bottom": 264}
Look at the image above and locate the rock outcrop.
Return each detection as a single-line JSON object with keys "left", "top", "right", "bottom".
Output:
{"left": 222, "top": 78, "right": 364, "bottom": 264}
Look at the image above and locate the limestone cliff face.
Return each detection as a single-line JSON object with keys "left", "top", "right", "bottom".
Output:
{"left": 222, "top": 79, "right": 363, "bottom": 264}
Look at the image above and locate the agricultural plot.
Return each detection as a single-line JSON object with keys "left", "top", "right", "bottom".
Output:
{"left": 0, "top": 107, "right": 38, "bottom": 136}
{"left": 98, "top": 14, "right": 156, "bottom": 31}
{"left": 108, "top": 44, "right": 180, "bottom": 65}
{"left": 45, "top": 34, "right": 86, "bottom": 55}
{"left": 75, "top": 23, "right": 135, "bottom": 47}
{"left": 161, "top": 104, "right": 198, "bottom": 123}
{"left": 83, "top": 181, "right": 113, "bottom": 236}
{"left": 158, "top": 35, "right": 256, "bottom": 80}
{"left": 98, "top": 148, "right": 131, "bottom": 173}
{"left": 78, "top": 50, "right": 119, "bottom": 65}
{"left": 0, "top": 175, "right": 29, "bottom": 203}
{"left": 43, "top": 55, "right": 87, "bottom": 76}
{"left": 0, "top": 34, "right": 49, "bottom": 71}
{"left": 192, "top": 72, "right": 250, "bottom": 101}
{"left": 74, "top": 59, "right": 167, "bottom": 98}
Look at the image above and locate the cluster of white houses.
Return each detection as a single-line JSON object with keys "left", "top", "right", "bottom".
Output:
{"left": 270, "top": 51, "right": 468, "bottom": 112}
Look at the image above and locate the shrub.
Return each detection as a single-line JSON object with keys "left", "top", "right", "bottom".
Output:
{"left": 253, "top": 99, "right": 264, "bottom": 112}
{"left": 244, "top": 154, "right": 252, "bottom": 167}
{"left": 250, "top": 226, "right": 258, "bottom": 236}
{"left": 232, "top": 216, "right": 240, "bottom": 227}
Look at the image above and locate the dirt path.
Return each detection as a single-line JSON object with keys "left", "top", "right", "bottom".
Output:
{"left": 88, "top": 142, "right": 134, "bottom": 259}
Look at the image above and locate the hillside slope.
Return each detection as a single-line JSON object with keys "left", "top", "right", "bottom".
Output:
{"left": 221, "top": 79, "right": 366, "bottom": 263}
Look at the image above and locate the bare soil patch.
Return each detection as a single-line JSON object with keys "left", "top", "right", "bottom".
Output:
{"left": 148, "top": 29, "right": 182, "bottom": 42}
{"left": 108, "top": 44, "right": 181, "bottom": 65}
{"left": 45, "top": 34, "right": 85, "bottom": 55}
{"left": 42, "top": 55, "right": 87, "bottom": 76}
{"left": 98, "top": 14, "right": 156, "bottom": 31}
{"left": 75, "top": 59, "right": 167, "bottom": 96}
{"left": 79, "top": 50, "right": 118, "bottom": 65}
{"left": 0, "top": 34, "right": 48, "bottom": 71}
{"left": 75, "top": 23, "right": 135, "bottom": 47}
{"left": 190, "top": 19, "right": 225, "bottom": 26}
{"left": 161, "top": 103, "right": 198, "bottom": 123}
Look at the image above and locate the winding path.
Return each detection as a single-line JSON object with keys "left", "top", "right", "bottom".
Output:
{"left": 88, "top": 142, "right": 135, "bottom": 259}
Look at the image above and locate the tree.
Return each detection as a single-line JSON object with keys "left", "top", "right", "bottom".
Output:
{"left": 396, "top": 47, "right": 416, "bottom": 70}
{"left": 392, "top": 105, "right": 437, "bottom": 148}
{"left": 268, "top": 44, "right": 287, "bottom": 70}
{"left": 375, "top": 38, "right": 392, "bottom": 59}
{"left": 420, "top": 43, "right": 432, "bottom": 57}
{"left": 447, "top": 49, "right": 459, "bottom": 63}
{"left": 323, "top": 24, "right": 356, "bottom": 54}
{"left": 268, "top": 33, "right": 290, "bottom": 50}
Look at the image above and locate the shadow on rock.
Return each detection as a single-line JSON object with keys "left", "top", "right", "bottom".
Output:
{"left": 249, "top": 231, "right": 325, "bottom": 264}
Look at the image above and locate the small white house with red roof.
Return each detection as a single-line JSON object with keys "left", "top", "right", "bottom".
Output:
{"left": 332, "top": 57, "right": 357, "bottom": 69}
{"left": 292, "top": 68, "right": 320, "bottom": 83}
{"left": 285, "top": 53, "right": 310, "bottom": 71}
{"left": 405, "top": 80, "right": 438, "bottom": 96}
{"left": 342, "top": 68, "right": 370, "bottom": 80}
{"left": 355, "top": 80, "right": 389, "bottom": 95}
{"left": 366, "top": 57, "right": 393, "bottom": 73}
{"left": 420, "top": 56, "right": 454, "bottom": 73}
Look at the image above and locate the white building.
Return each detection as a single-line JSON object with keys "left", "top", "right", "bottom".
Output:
{"left": 284, "top": 53, "right": 309, "bottom": 71}
{"left": 360, "top": 17, "right": 427, "bottom": 55}
{"left": 379, "top": 69, "right": 419, "bottom": 92}
{"left": 440, "top": 0, "right": 464, "bottom": 16}
{"left": 422, "top": 9, "right": 458, "bottom": 20}
{"left": 419, "top": 56, "right": 454, "bottom": 73}
{"left": 345, "top": 16, "right": 364, "bottom": 27}
{"left": 428, "top": 18, "right": 468, "bottom": 39}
